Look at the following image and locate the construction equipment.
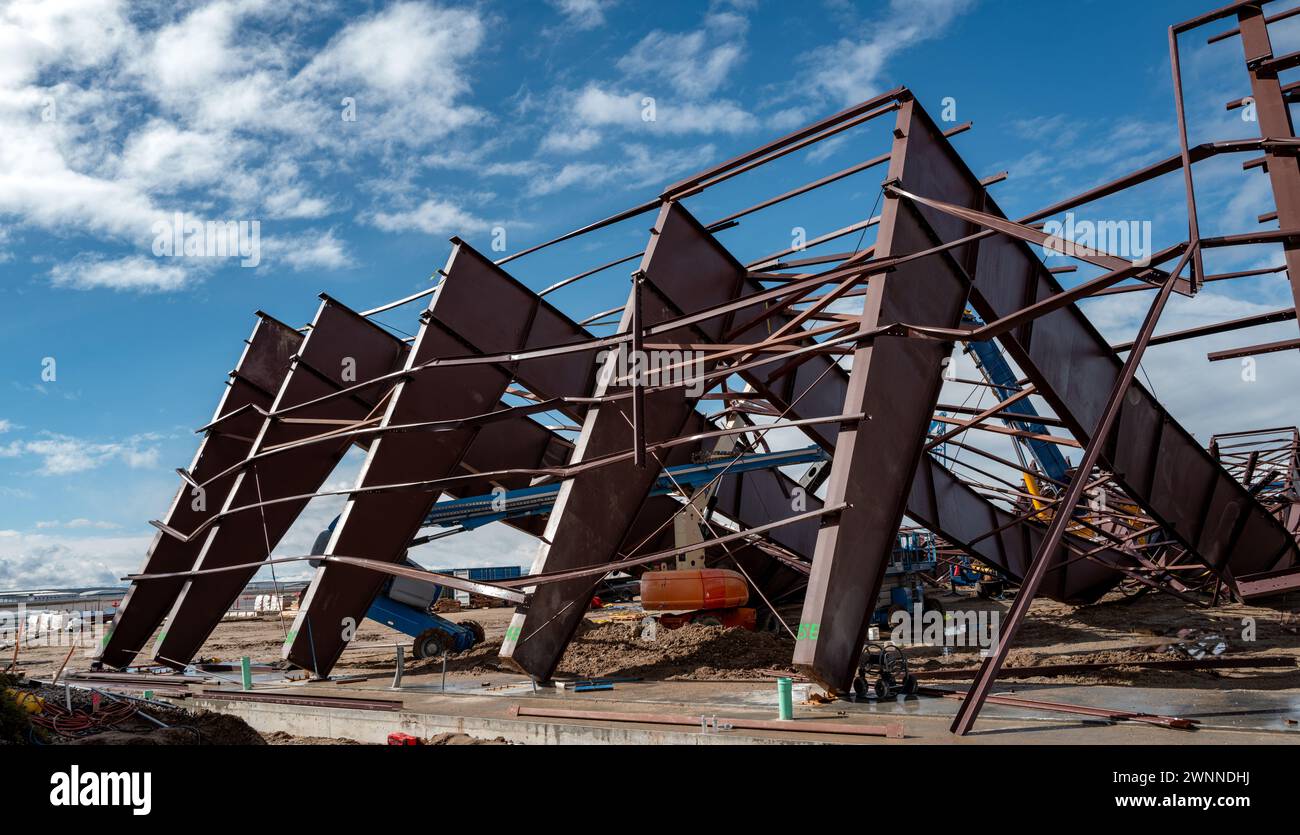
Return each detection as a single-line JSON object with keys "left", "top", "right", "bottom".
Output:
{"left": 366, "top": 583, "right": 484, "bottom": 659}
{"left": 311, "top": 524, "right": 484, "bottom": 660}
{"left": 641, "top": 567, "right": 756, "bottom": 630}
{"left": 853, "top": 644, "right": 918, "bottom": 700}
{"left": 417, "top": 446, "right": 827, "bottom": 538}
{"left": 873, "top": 532, "right": 943, "bottom": 628}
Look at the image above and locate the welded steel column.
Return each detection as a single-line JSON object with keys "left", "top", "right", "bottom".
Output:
{"left": 792, "top": 97, "right": 975, "bottom": 693}
{"left": 499, "top": 201, "right": 742, "bottom": 681}
{"left": 1237, "top": 5, "right": 1300, "bottom": 326}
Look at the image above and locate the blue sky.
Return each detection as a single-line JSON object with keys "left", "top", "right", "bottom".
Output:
{"left": 1, "top": 0, "right": 1297, "bottom": 588}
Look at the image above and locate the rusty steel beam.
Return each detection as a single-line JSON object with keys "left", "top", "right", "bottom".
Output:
{"left": 455, "top": 317, "right": 821, "bottom": 607}
{"left": 96, "top": 313, "right": 302, "bottom": 669}
{"left": 791, "top": 98, "right": 978, "bottom": 693}
{"left": 1234, "top": 5, "right": 1300, "bottom": 324}
{"left": 499, "top": 200, "right": 747, "bottom": 680}
{"left": 508, "top": 703, "right": 905, "bottom": 738}
{"left": 1113, "top": 307, "right": 1296, "bottom": 351}
{"left": 284, "top": 240, "right": 601, "bottom": 676}
{"left": 1208, "top": 336, "right": 1300, "bottom": 361}
{"left": 604, "top": 185, "right": 1132, "bottom": 613}
{"left": 907, "top": 455, "right": 1127, "bottom": 603}
{"left": 151, "top": 297, "right": 409, "bottom": 668}
{"left": 952, "top": 261, "right": 1189, "bottom": 735}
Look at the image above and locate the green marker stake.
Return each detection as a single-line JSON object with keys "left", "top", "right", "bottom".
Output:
{"left": 777, "top": 677, "right": 793, "bottom": 720}
{"left": 240, "top": 656, "right": 253, "bottom": 691}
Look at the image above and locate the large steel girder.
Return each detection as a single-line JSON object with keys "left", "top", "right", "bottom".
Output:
{"left": 792, "top": 98, "right": 976, "bottom": 692}
{"left": 284, "top": 240, "right": 601, "bottom": 676}
{"left": 499, "top": 201, "right": 749, "bottom": 681}
{"left": 896, "top": 114, "right": 1300, "bottom": 582}
{"left": 151, "top": 299, "right": 409, "bottom": 667}
{"left": 97, "top": 313, "right": 303, "bottom": 669}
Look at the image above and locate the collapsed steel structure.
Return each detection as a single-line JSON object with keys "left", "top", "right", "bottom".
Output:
{"left": 103, "top": 0, "right": 1300, "bottom": 734}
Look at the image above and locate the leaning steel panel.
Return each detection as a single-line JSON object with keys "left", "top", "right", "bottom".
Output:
{"left": 792, "top": 97, "right": 977, "bottom": 692}
{"left": 283, "top": 240, "right": 601, "bottom": 676}
{"left": 499, "top": 200, "right": 746, "bottom": 681}
{"left": 151, "top": 298, "right": 408, "bottom": 667}
{"left": 907, "top": 455, "right": 1123, "bottom": 603}
{"left": 448, "top": 415, "right": 575, "bottom": 538}
{"left": 97, "top": 313, "right": 302, "bottom": 669}
{"left": 902, "top": 105, "right": 1300, "bottom": 582}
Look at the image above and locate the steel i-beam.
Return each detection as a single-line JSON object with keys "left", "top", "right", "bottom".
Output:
{"left": 97, "top": 313, "right": 302, "bottom": 669}
{"left": 151, "top": 298, "right": 408, "bottom": 667}
{"left": 284, "top": 240, "right": 600, "bottom": 676}
{"left": 895, "top": 113, "right": 1300, "bottom": 583}
{"left": 499, "top": 201, "right": 748, "bottom": 681}
{"left": 1236, "top": 5, "right": 1300, "bottom": 331}
{"left": 791, "top": 97, "right": 977, "bottom": 692}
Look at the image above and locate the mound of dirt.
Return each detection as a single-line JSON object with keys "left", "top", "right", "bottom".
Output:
{"left": 66, "top": 709, "right": 266, "bottom": 745}
{"left": 401, "top": 621, "right": 796, "bottom": 680}
{"left": 264, "top": 731, "right": 365, "bottom": 745}
{"left": 555, "top": 622, "right": 794, "bottom": 680}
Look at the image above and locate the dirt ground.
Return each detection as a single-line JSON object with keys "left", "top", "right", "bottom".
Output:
{"left": 8, "top": 587, "right": 1300, "bottom": 692}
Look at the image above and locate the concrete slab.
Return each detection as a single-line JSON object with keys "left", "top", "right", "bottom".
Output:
{"left": 169, "top": 672, "right": 1300, "bottom": 744}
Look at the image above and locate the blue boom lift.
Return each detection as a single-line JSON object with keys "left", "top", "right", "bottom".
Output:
{"left": 936, "top": 311, "right": 1070, "bottom": 591}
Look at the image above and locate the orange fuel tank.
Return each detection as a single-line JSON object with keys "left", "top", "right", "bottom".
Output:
{"left": 639, "top": 568, "right": 749, "bottom": 611}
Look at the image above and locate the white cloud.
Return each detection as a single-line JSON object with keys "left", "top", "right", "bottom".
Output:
{"left": 296, "top": 1, "right": 486, "bottom": 147}
{"left": 617, "top": 11, "right": 747, "bottom": 98}
{"left": 540, "top": 127, "right": 602, "bottom": 154}
{"left": 35, "top": 518, "right": 122, "bottom": 530}
{"left": 571, "top": 84, "right": 756, "bottom": 135}
{"left": 547, "top": 0, "right": 615, "bottom": 31}
{"left": 526, "top": 143, "right": 715, "bottom": 197}
{"left": 806, "top": 0, "right": 975, "bottom": 105}
{"left": 0, "top": 1, "right": 491, "bottom": 282}
{"left": 0, "top": 529, "right": 150, "bottom": 589}
{"left": 117, "top": 120, "right": 244, "bottom": 194}
{"left": 538, "top": 4, "right": 755, "bottom": 159}
{"left": 369, "top": 198, "right": 487, "bottom": 237}
{"left": 265, "top": 229, "right": 353, "bottom": 271}
{"left": 0, "top": 431, "right": 163, "bottom": 475}
{"left": 49, "top": 255, "right": 193, "bottom": 292}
